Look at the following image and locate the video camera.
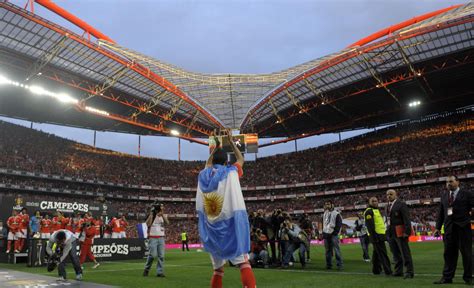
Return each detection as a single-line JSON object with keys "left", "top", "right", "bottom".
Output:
{"left": 150, "top": 200, "right": 162, "bottom": 214}
{"left": 46, "top": 245, "right": 63, "bottom": 272}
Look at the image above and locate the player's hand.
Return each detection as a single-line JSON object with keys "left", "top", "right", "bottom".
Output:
{"left": 433, "top": 229, "right": 441, "bottom": 237}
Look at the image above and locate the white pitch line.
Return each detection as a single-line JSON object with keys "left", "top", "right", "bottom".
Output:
{"left": 35, "top": 264, "right": 453, "bottom": 278}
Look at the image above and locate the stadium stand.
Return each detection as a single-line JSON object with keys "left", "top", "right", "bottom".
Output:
{"left": 0, "top": 112, "right": 472, "bottom": 243}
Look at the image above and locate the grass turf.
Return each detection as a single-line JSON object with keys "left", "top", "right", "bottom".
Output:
{"left": 0, "top": 241, "right": 470, "bottom": 287}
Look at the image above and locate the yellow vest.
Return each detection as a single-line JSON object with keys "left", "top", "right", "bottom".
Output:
{"left": 364, "top": 208, "right": 385, "bottom": 235}
{"left": 181, "top": 232, "right": 187, "bottom": 241}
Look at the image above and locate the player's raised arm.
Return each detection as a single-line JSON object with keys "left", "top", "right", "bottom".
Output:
{"left": 205, "top": 135, "right": 219, "bottom": 168}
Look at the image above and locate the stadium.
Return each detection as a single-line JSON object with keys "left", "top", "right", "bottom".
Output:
{"left": 0, "top": 0, "right": 473, "bottom": 287}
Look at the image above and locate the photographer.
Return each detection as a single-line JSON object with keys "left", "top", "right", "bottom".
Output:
{"left": 143, "top": 202, "right": 168, "bottom": 277}
{"left": 277, "top": 213, "right": 293, "bottom": 263}
{"left": 46, "top": 229, "right": 83, "bottom": 282}
{"left": 271, "top": 209, "right": 285, "bottom": 264}
{"left": 299, "top": 214, "right": 313, "bottom": 262}
{"left": 249, "top": 228, "right": 269, "bottom": 268}
{"left": 322, "top": 200, "right": 343, "bottom": 270}
{"left": 252, "top": 209, "right": 274, "bottom": 263}
{"left": 79, "top": 219, "right": 100, "bottom": 269}
{"left": 280, "top": 218, "right": 307, "bottom": 269}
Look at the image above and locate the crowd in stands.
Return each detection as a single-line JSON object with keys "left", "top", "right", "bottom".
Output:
{"left": 242, "top": 116, "right": 473, "bottom": 186}
{"left": 0, "top": 121, "right": 201, "bottom": 187}
{"left": 0, "top": 113, "right": 473, "bottom": 248}
{"left": 1, "top": 114, "right": 472, "bottom": 188}
{"left": 2, "top": 174, "right": 472, "bottom": 220}
{"left": 0, "top": 169, "right": 467, "bottom": 203}
{"left": 1, "top": 162, "right": 471, "bottom": 200}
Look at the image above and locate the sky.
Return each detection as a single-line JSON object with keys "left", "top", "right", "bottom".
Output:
{"left": 2, "top": 0, "right": 462, "bottom": 160}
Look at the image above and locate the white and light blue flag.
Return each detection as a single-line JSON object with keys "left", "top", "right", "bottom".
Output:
{"left": 196, "top": 164, "right": 250, "bottom": 259}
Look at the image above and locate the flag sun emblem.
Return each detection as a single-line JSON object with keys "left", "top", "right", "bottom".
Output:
{"left": 203, "top": 192, "right": 224, "bottom": 219}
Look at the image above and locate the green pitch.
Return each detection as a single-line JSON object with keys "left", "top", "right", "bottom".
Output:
{"left": 0, "top": 241, "right": 470, "bottom": 287}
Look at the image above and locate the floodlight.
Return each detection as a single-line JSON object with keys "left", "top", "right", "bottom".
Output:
{"left": 85, "top": 106, "right": 110, "bottom": 116}
{"left": 56, "top": 93, "right": 78, "bottom": 104}
{"left": 170, "top": 130, "right": 180, "bottom": 136}
{"left": 0, "top": 75, "right": 9, "bottom": 84}
{"left": 29, "top": 85, "right": 47, "bottom": 95}
{"left": 409, "top": 100, "right": 421, "bottom": 108}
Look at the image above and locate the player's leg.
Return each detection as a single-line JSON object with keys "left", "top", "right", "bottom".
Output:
{"left": 20, "top": 229, "right": 27, "bottom": 251}
{"left": 210, "top": 254, "right": 226, "bottom": 288}
{"left": 7, "top": 231, "right": 15, "bottom": 253}
{"left": 234, "top": 254, "right": 256, "bottom": 288}
{"left": 87, "top": 244, "right": 99, "bottom": 268}
{"left": 14, "top": 231, "right": 21, "bottom": 252}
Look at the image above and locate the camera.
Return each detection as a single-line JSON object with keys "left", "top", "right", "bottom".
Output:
{"left": 46, "top": 246, "right": 63, "bottom": 272}
{"left": 150, "top": 201, "right": 162, "bottom": 214}
{"left": 47, "top": 254, "right": 60, "bottom": 272}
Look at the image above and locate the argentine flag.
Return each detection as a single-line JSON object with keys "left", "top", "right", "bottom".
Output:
{"left": 196, "top": 164, "right": 250, "bottom": 259}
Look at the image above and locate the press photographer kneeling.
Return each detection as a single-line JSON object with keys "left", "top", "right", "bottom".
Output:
{"left": 249, "top": 228, "right": 269, "bottom": 268}
{"left": 143, "top": 201, "right": 169, "bottom": 277}
{"left": 46, "top": 229, "right": 83, "bottom": 282}
{"left": 280, "top": 218, "right": 308, "bottom": 269}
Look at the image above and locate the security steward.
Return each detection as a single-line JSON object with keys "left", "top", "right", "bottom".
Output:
{"left": 386, "top": 189, "right": 414, "bottom": 279}
{"left": 364, "top": 197, "right": 392, "bottom": 276}
{"left": 181, "top": 231, "right": 189, "bottom": 252}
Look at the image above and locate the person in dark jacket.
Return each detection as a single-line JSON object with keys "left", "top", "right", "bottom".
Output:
{"left": 364, "top": 197, "right": 392, "bottom": 276}
{"left": 433, "top": 175, "right": 473, "bottom": 285}
{"left": 386, "top": 189, "right": 414, "bottom": 279}
{"left": 299, "top": 214, "right": 313, "bottom": 262}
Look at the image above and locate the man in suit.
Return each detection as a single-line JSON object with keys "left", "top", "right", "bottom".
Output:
{"left": 434, "top": 175, "right": 473, "bottom": 285}
{"left": 386, "top": 189, "right": 414, "bottom": 279}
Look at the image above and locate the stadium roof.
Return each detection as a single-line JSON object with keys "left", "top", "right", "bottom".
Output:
{"left": 0, "top": 0, "right": 473, "bottom": 145}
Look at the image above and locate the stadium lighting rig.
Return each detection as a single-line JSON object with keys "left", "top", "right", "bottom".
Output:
{"left": 408, "top": 100, "right": 421, "bottom": 107}
{"left": 0, "top": 73, "right": 187, "bottom": 138}
{"left": 170, "top": 129, "right": 180, "bottom": 136}
{"left": 84, "top": 106, "right": 110, "bottom": 116}
{"left": 0, "top": 73, "right": 109, "bottom": 115}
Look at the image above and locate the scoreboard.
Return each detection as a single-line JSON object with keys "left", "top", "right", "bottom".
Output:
{"left": 208, "top": 134, "right": 258, "bottom": 153}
